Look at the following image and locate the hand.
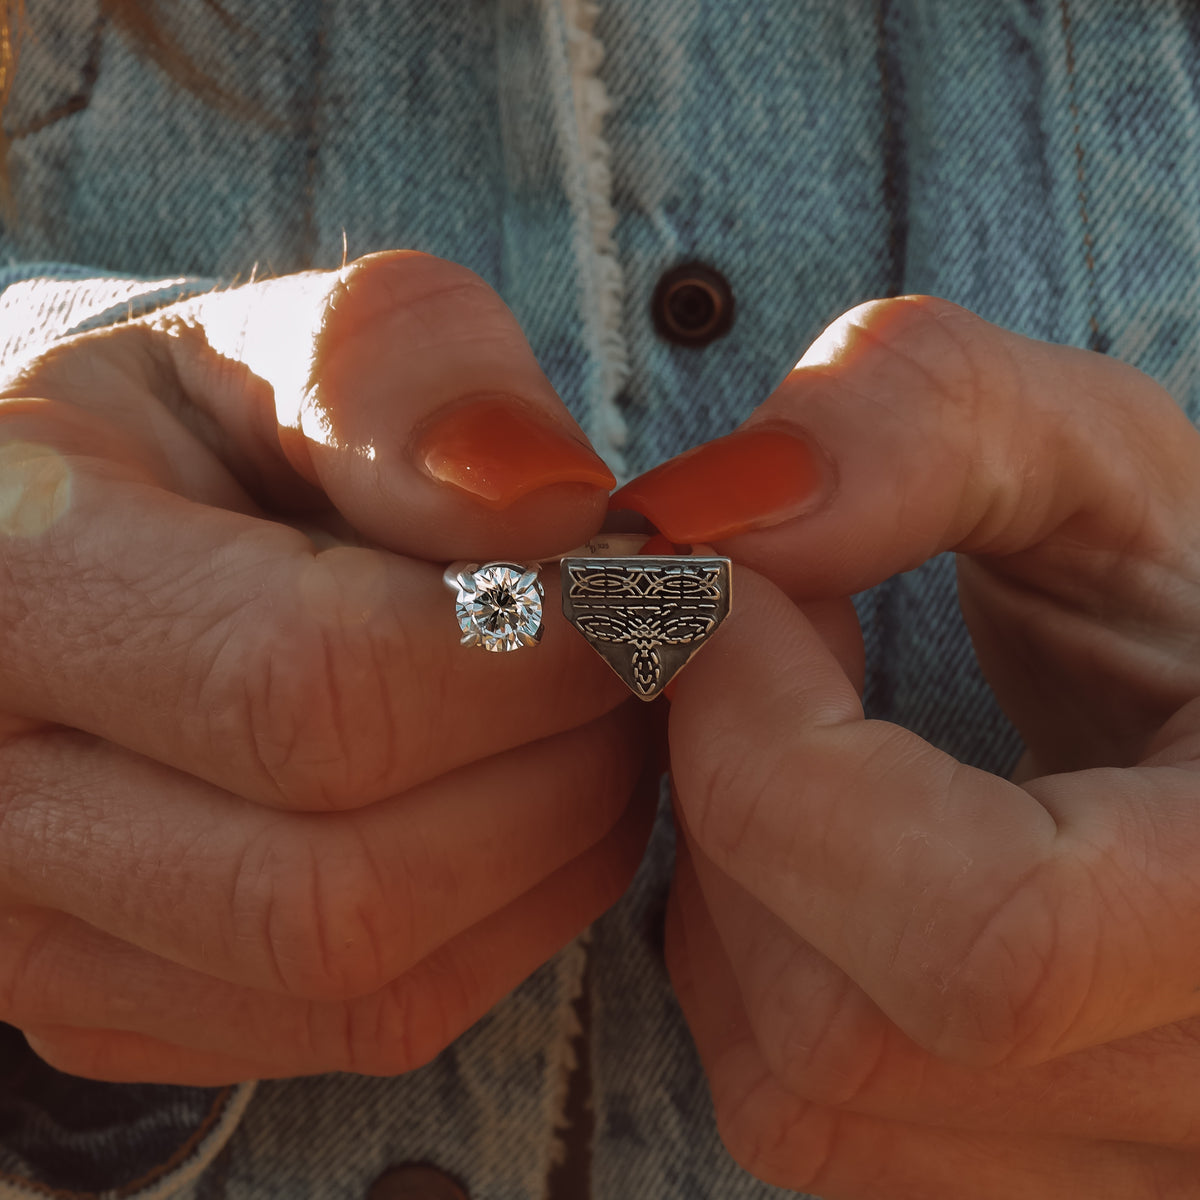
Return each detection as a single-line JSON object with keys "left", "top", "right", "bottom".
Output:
{"left": 620, "top": 297, "right": 1200, "bottom": 1196}
{"left": 0, "top": 251, "right": 653, "bottom": 1084}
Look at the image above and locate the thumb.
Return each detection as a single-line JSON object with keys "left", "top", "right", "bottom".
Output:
{"left": 156, "top": 250, "right": 615, "bottom": 562}
{"left": 610, "top": 295, "right": 1200, "bottom": 599}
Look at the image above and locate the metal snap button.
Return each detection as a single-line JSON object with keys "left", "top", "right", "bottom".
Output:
{"left": 367, "top": 1163, "right": 469, "bottom": 1200}
{"left": 651, "top": 262, "right": 735, "bottom": 347}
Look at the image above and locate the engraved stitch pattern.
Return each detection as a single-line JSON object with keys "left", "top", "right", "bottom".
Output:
{"left": 565, "top": 561, "right": 725, "bottom": 694}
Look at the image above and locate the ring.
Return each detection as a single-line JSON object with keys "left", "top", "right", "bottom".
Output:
{"left": 444, "top": 537, "right": 732, "bottom": 699}
{"left": 560, "top": 543, "right": 731, "bottom": 701}
{"left": 441, "top": 537, "right": 645, "bottom": 654}
{"left": 443, "top": 561, "right": 545, "bottom": 652}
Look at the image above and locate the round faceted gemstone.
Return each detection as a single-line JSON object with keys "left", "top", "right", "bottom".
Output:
{"left": 454, "top": 563, "right": 544, "bottom": 651}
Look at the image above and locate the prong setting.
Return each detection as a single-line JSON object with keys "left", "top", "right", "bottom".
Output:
{"left": 449, "top": 562, "right": 545, "bottom": 652}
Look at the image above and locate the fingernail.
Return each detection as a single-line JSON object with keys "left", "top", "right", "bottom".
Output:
{"left": 609, "top": 427, "right": 829, "bottom": 541}
{"left": 416, "top": 396, "right": 616, "bottom": 508}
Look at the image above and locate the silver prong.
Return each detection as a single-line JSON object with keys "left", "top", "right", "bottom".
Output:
{"left": 443, "top": 561, "right": 481, "bottom": 592}
{"left": 447, "top": 562, "right": 544, "bottom": 652}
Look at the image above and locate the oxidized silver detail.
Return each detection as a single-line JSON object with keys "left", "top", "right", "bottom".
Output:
{"left": 447, "top": 562, "right": 544, "bottom": 652}
{"left": 560, "top": 556, "right": 731, "bottom": 700}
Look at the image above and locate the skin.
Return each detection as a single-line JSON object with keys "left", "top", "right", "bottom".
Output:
{"left": 4, "top": 258, "right": 1199, "bottom": 1194}
{"left": 662, "top": 296, "right": 1200, "bottom": 1197}
{"left": 0, "top": 250, "right": 656, "bottom": 1082}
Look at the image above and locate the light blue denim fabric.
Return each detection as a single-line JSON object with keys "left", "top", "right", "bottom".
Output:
{"left": 1, "top": 0, "right": 1198, "bottom": 1196}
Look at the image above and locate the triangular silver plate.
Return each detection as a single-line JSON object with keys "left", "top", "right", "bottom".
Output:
{"left": 560, "top": 555, "right": 732, "bottom": 701}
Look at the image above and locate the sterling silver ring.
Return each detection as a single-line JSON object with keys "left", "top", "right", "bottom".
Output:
{"left": 560, "top": 548, "right": 731, "bottom": 701}
{"left": 444, "top": 535, "right": 732, "bottom": 700}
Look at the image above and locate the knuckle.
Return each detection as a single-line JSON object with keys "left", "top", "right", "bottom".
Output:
{"left": 340, "top": 957, "right": 476, "bottom": 1076}
{"left": 238, "top": 823, "right": 394, "bottom": 1001}
{"left": 915, "top": 861, "right": 1074, "bottom": 1067}
{"left": 216, "top": 561, "right": 413, "bottom": 810}
{"left": 343, "top": 248, "right": 488, "bottom": 298}
{"left": 680, "top": 718, "right": 856, "bottom": 879}
{"left": 680, "top": 721, "right": 781, "bottom": 868}
{"left": 711, "top": 1066, "right": 837, "bottom": 1193}
{"left": 151, "top": 311, "right": 272, "bottom": 447}
{"left": 236, "top": 633, "right": 359, "bottom": 810}
{"left": 761, "top": 956, "right": 888, "bottom": 1110}
{"left": 0, "top": 909, "right": 64, "bottom": 1025}
{"left": 320, "top": 250, "right": 515, "bottom": 349}
{"left": 807, "top": 294, "right": 999, "bottom": 426}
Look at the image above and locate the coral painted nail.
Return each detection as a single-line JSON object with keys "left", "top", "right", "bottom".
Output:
{"left": 610, "top": 427, "right": 828, "bottom": 542}
{"left": 416, "top": 396, "right": 615, "bottom": 508}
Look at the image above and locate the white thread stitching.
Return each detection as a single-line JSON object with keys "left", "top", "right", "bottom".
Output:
{"left": 541, "top": 933, "right": 589, "bottom": 1198}
{"left": 546, "top": 0, "right": 631, "bottom": 481}
{"left": 0, "top": 1081, "right": 257, "bottom": 1199}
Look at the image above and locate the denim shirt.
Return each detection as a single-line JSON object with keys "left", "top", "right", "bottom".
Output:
{"left": 1, "top": 1, "right": 1198, "bottom": 1197}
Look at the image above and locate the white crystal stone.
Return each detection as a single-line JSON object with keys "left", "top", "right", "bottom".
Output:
{"left": 454, "top": 563, "right": 544, "bottom": 652}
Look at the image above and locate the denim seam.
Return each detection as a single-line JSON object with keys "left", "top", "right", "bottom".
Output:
{"left": 546, "top": 0, "right": 630, "bottom": 480}
{"left": 540, "top": 933, "right": 589, "bottom": 1200}
{"left": 1058, "top": 0, "right": 1102, "bottom": 350}
{"left": 121, "top": 1082, "right": 256, "bottom": 1200}
{"left": 545, "top": 931, "right": 594, "bottom": 1200}
{"left": 0, "top": 1082, "right": 256, "bottom": 1200}
{"left": 873, "top": 0, "right": 906, "bottom": 299}
{"left": 298, "top": 1, "right": 329, "bottom": 270}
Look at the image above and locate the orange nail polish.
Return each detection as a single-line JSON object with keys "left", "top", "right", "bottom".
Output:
{"left": 610, "top": 427, "right": 828, "bottom": 542}
{"left": 416, "top": 397, "right": 616, "bottom": 508}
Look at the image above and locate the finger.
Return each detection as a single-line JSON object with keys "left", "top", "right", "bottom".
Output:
{"left": 0, "top": 706, "right": 646, "bottom": 998}
{"left": 23, "top": 1026, "right": 280, "bottom": 1085}
{"left": 614, "top": 297, "right": 1200, "bottom": 764}
{"left": 671, "top": 568, "right": 1200, "bottom": 1067}
{"left": 0, "top": 449, "right": 625, "bottom": 808}
{"left": 9, "top": 252, "right": 616, "bottom": 563}
{"left": 614, "top": 294, "right": 1200, "bottom": 592}
{"left": 682, "top": 822, "right": 1200, "bottom": 1147}
{"left": 11, "top": 774, "right": 656, "bottom": 1082}
{"left": 797, "top": 596, "right": 865, "bottom": 695}
{"left": 667, "top": 839, "right": 1199, "bottom": 1200}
